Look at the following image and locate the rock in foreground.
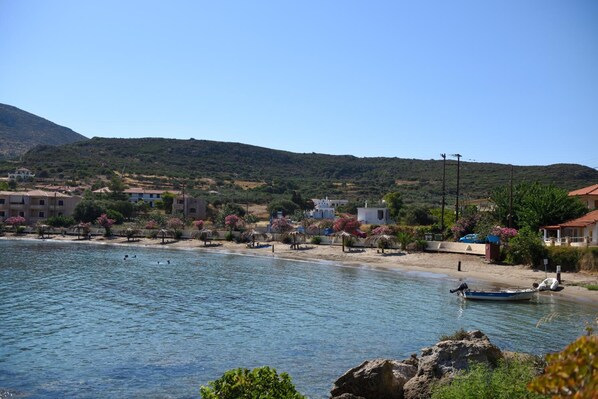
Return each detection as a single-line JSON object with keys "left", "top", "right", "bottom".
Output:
{"left": 331, "top": 330, "right": 503, "bottom": 399}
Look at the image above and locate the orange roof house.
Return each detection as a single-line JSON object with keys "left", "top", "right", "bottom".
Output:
{"left": 541, "top": 209, "right": 598, "bottom": 246}
{"left": 569, "top": 184, "right": 598, "bottom": 210}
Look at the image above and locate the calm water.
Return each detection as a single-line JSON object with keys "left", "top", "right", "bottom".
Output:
{"left": 1, "top": 239, "right": 596, "bottom": 398}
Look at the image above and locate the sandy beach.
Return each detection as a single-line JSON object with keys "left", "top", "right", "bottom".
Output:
{"left": 3, "top": 234, "right": 598, "bottom": 305}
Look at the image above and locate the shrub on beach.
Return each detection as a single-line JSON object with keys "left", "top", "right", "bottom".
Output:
{"left": 200, "top": 366, "right": 306, "bottom": 399}
{"left": 310, "top": 236, "right": 322, "bottom": 245}
{"left": 431, "top": 358, "right": 545, "bottom": 399}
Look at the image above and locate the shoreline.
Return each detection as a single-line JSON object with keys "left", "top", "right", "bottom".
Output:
{"left": 3, "top": 234, "right": 598, "bottom": 306}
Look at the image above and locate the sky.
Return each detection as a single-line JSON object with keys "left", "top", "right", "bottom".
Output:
{"left": 1, "top": 0, "right": 597, "bottom": 168}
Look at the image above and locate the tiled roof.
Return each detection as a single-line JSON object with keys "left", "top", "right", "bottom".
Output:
{"left": 125, "top": 188, "right": 181, "bottom": 195}
{"left": 0, "top": 190, "right": 72, "bottom": 198}
{"left": 569, "top": 184, "right": 598, "bottom": 196}
{"left": 558, "top": 210, "right": 598, "bottom": 228}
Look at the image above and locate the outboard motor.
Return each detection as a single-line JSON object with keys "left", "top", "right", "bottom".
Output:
{"left": 450, "top": 282, "right": 468, "bottom": 294}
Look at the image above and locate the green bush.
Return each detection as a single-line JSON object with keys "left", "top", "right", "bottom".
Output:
{"left": 504, "top": 227, "right": 547, "bottom": 266}
{"left": 225, "top": 231, "right": 234, "bottom": 241}
{"left": 439, "top": 328, "right": 469, "bottom": 341}
{"left": 200, "top": 366, "right": 306, "bottom": 399}
{"left": 46, "top": 215, "right": 75, "bottom": 228}
{"left": 431, "top": 359, "right": 546, "bottom": 399}
{"left": 106, "top": 209, "right": 124, "bottom": 224}
{"left": 546, "top": 247, "right": 581, "bottom": 272}
{"left": 310, "top": 236, "right": 322, "bottom": 245}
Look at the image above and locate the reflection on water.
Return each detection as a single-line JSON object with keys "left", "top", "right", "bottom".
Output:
{"left": 0, "top": 239, "right": 596, "bottom": 398}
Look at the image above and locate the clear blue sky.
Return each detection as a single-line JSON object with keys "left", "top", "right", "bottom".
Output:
{"left": 1, "top": 0, "right": 597, "bottom": 168}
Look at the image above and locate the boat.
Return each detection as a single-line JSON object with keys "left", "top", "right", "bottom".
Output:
{"left": 450, "top": 282, "right": 536, "bottom": 301}
{"left": 537, "top": 278, "right": 559, "bottom": 291}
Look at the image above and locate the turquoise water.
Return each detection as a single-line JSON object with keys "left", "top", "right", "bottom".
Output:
{"left": 1, "top": 239, "right": 596, "bottom": 398}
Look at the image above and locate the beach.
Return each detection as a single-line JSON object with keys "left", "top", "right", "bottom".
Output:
{"left": 4, "top": 233, "right": 597, "bottom": 305}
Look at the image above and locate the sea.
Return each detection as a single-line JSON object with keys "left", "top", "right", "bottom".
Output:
{"left": 1, "top": 239, "right": 596, "bottom": 398}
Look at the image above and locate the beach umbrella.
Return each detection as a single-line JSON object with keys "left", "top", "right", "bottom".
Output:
{"left": 365, "top": 234, "right": 397, "bottom": 254}
{"left": 288, "top": 230, "right": 306, "bottom": 249}
{"left": 242, "top": 229, "right": 266, "bottom": 247}
{"left": 159, "top": 229, "right": 169, "bottom": 244}
{"left": 332, "top": 231, "right": 352, "bottom": 252}
{"left": 197, "top": 228, "right": 217, "bottom": 246}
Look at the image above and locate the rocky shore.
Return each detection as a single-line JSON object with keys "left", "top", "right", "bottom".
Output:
{"left": 330, "top": 330, "right": 531, "bottom": 399}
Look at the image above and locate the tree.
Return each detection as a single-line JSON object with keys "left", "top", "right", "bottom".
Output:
{"left": 383, "top": 192, "right": 403, "bottom": 221}
{"left": 491, "top": 182, "right": 587, "bottom": 231}
{"left": 5, "top": 216, "right": 26, "bottom": 233}
{"left": 96, "top": 213, "right": 115, "bottom": 236}
{"left": 225, "top": 214, "right": 243, "bottom": 232}
{"left": 160, "top": 192, "right": 176, "bottom": 214}
{"left": 200, "top": 366, "right": 306, "bottom": 399}
{"left": 193, "top": 220, "right": 204, "bottom": 230}
{"left": 74, "top": 200, "right": 106, "bottom": 223}
{"left": 404, "top": 205, "right": 436, "bottom": 226}
{"left": 271, "top": 217, "right": 293, "bottom": 234}
{"left": 333, "top": 216, "right": 360, "bottom": 234}
{"left": 166, "top": 217, "right": 184, "bottom": 239}
{"left": 109, "top": 175, "right": 128, "bottom": 201}
{"left": 504, "top": 226, "right": 547, "bottom": 266}
{"left": 268, "top": 199, "right": 300, "bottom": 217}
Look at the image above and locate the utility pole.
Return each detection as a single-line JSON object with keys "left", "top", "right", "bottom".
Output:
{"left": 508, "top": 165, "right": 513, "bottom": 228}
{"left": 452, "top": 154, "right": 462, "bottom": 221}
{"left": 440, "top": 153, "right": 446, "bottom": 232}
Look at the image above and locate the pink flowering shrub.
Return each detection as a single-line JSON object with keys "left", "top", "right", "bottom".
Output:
{"left": 333, "top": 216, "right": 360, "bottom": 234}
{"left": 193, "top": 220, "right": 205, "bottom": 230}
{"left": 5, "top": 216, "right": 26, "bottom": 228}
{"left": 371, "top": 225, "right": 393, "bottom": 236}
{"left": 271, "top": 217, "right": 292, "bottom": 233}
{"left": 225, "top": 214, "right": 243, "bottom": 231}
{"left": 166, "top": 217, "right": 184, "bottom": 231}
{"left": 491, "top": 226, "right": 518, "bottom": 243}
{"left": 451, "top": 213, "right": 481, "bottom": 238}
{"left": 96, "top": 214, "right": 115, "bottom": 236}
{"left": 145, "top": 220, "right": 159, "bottom": 229}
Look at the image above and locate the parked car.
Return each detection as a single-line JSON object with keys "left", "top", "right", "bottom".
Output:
{"left": 323, "top": 227, "right": 334, "bottom": 236}
{"left": 458, "top": 234, "right": 484, "bottom": 243}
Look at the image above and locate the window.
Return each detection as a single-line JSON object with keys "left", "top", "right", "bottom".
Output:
{"left": 0, "top": 198, "right": 4, "bottom": 204}
{"left": 157, "top": 194, "right": 161, "bottom": 198}
{"left": 138, "top": 193, "right": 143, "bottom": 198}
{"left": 19, "top": 211, "right": 24, "bottom": 217}
{"left": 39, "top": 199, "right": 45, "bottom": 205}
{"left": 150, "top": 194, "right": 154, "bottom": 198}
{"left": 178, "top": 200, "right": 184, "bottom": 204}
{"left": 58, "top": 200, "right": 64, "bottom": 206}
{"left": 190, "top": 208, "right": 196, "bottom": 213}
{"left": 38, "top": 211, "right": 45, "bottom": 218}
{"left": 378, "top": 210, "right": 384, "bottom": 220}
{"left": 0, "top": 211, "right": 4, "bottom": 217}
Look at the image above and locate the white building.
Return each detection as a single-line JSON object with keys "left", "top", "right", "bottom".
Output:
{"left": 8, "top": 168, "right": 35, "bottom": 181}
{"left": 306, "top": 197, "right": 348, "bottom": 219}
{"left": 124, "top": 188, "right": 181, "bottom": 208}
{"left": 357, "top": 206, "right": 391, "bottom": 225}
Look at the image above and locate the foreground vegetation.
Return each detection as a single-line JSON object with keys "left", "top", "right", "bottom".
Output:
{"left": 199, "top": 329, "right": 597, "bottom": 399}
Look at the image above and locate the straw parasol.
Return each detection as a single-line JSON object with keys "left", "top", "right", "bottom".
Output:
{"left": 332, "top": 231, "right": 352, "bottom": 252}
{"left": 365, "top": 234, "right": 397, "bottom": 254}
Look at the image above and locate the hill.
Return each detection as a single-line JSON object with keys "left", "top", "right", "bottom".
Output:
{"left": 5, "top": 137, "right": 597, "bottom": 207}
{"left": 0, "top": 103, "right": 88, "bottom": 159}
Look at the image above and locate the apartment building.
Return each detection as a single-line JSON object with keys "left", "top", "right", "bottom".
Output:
{"left": 0, "top": 190, "right": 82, "bottom": 224}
